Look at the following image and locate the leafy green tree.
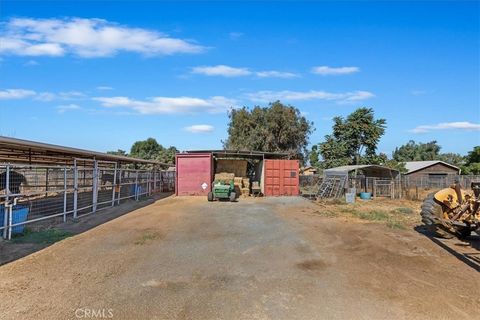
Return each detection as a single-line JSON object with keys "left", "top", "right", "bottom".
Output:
{"left": 130, "top": 138, "right": 162, "bottom": 160}
{"left": 223, "top": 101, "right": 314, "bottom": 161}
{"left": 107, "top": 149, "right": 128, "bottom": 156}
{"left": 309, "top": 145, "right": 320, "bottom": 167}
{"left": 367, "top": 152, "right": 407, "bottom": 173}
{"left": 437, "top": 152, "right": 465, "bottom": 167}
{"left": 130, "top": 138, "right": 178, "bottom": 164}
{"left": 461, "top": 146, "right": 480, "bottom": 174}
{"left": 318, "top": 107, "right": 386, "bottom": 168}
{"left": 157, "top": 146, "right": 179, "bottom": 164}
{"left": 392, "top": 140, "right": 441, "bottom": 162}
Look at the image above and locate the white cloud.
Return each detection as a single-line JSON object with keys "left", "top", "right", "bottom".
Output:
{"left": 191, "top": 65, "right": 252, "bottom": 77}
{"left": 0, "top": 17, "right": 205, "bottom": 58}
{"left": 184, "top": 124, "right": 215, "bottom": 133}
{"left": 96, "top": 86, "right": 113, "bottom": 91}
{"left": 245, "top": 90, "right": 374, "bottom": 104}
{"left": 57, "top": 103, "right": 81, "bottom": 113}
{"left": 311, "top": 66, "right": 360, "bottom": 75}
{"left": 410, "top": 121, "right": 480, "bottom": 133}
{"left": 0, "top": 88, "right": 86, "bottom": 101}
{"left": 0, "top": 89, "right": 36, "bottom": 99}
{"left": 34, "top": 90, "right": 86, "bottom": 101}
{"left": 34, "top": 92, "right": 56, "bottom": 101}
{"left": 255, "top": 70, "right": 299, "bottom": 78}
{"left": 191, "top": 65, "right": 299, "bottom": 78}
{"left": 94, "top": 95, "right": 236, "bottom": 114}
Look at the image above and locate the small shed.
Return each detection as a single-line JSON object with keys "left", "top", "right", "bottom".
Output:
{"left": 175, "top": 150, "right": 300, "bottom": 197}
{"left": 324, "top": 165, "right": 399, "bottom": 197}
{"left": 404, "top": 161, "right": 460, "bottom": 178}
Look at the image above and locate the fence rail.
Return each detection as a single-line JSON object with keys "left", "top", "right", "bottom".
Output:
{"left": 0, "top": 162, "right": 175, "bottom": 239}
{"left": 299, "top": 174, "right": 480, "bottom": 200}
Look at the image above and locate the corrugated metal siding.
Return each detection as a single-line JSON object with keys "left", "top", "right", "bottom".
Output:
{"left": 264, "top": 160, "right": 299, "bottom": 196}
{"left": 176, "top": 153, "right": 212, "bottom": 196}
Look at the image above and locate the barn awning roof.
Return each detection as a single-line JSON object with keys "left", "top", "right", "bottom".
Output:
{"left": 324, "top": 164, "right": 399, "bottom": 178}
{"left": 404, "top": 161, "right": 460, "bottom": 174}
{"left": 183, "top": 149, "right": 290, "bottom": 159}
{"left": 0, "top": 136, "right": 169, "bottom": 166}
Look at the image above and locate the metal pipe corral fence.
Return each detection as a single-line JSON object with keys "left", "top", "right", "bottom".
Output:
{"left": 0, "top": 161, "right": 175, "bottom": 240}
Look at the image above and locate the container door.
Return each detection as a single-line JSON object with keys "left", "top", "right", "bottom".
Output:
{"left": 176, "top": 153, "right": 212, "bottom": 196}
{"left": 264, "top": 160, "right": 299, "bottom": 196}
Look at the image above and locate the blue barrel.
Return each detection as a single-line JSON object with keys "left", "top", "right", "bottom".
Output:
{"left": 359, "top": 192, "right": 372, "bottom": 200}
{"left": 0, "top": 205, "right": 30, "bottom": 234}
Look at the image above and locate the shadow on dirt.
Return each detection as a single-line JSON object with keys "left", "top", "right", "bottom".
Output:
{"left": 414, "top": 225, "right": 480, "bottom": 272}
{"left": 0, "top": 193, "right": 173, "bottom": 266}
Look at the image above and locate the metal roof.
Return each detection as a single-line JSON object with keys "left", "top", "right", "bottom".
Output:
{"left": 324, "top": 164, "right": 399, "bottom": 173}
{"left": 0, "top": 136, "right": 169, "bottom": 166}
{"left": 404, "top": 160, "right": 460, "bottom": 174}
{"left": 324, "top": 164, "right": 399, "bottom": 178}
{"left": 183, "top": 149, "right": 290, "bottom": 158}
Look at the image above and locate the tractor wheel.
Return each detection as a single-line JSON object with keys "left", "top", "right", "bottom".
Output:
{"left": 420, "top": 193, "right": 454, "bottom": 239}
{"left": 208, "top": 192, "right": 214, "bottom": 202}
{"left": 229, "top": 192, "right": 236, "bottom": 202}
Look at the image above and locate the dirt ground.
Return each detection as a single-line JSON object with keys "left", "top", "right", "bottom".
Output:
{"left": 0, "top": 193, "right": 172, "bottom": 265}
{"left": 0, "top": 196, "right": 479, "bottom": 319}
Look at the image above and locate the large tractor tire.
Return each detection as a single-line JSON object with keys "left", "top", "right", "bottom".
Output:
{"left": 420, "top": 193, "right": 470, "bottom": 239}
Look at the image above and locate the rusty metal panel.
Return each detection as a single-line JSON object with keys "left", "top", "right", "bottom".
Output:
{"left": 264, "top": 159, "right": 299, "bottom": 196}
{"left": 176, "top": 153, "right": 212, "bottom": 196}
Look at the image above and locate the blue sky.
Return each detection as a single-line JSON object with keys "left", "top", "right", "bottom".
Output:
{"left": 0, "top": 1, "right": 479, "bottom": 156}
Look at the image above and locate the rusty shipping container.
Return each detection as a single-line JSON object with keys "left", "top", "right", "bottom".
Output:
{"left": 176, "top": 153, "right": 213, "bottom": 196}
{"left": 264, "top": 159, "right": 300, "bottom": 196}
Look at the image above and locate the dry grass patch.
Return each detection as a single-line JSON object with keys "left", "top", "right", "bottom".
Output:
{"left": 313, "top": 198, "right": 421, "bottom": 230}
{"left": 134, "top": 231, "right": 163, "bottom": 245}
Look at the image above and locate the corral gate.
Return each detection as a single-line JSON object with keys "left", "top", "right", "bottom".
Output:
{"left": 373, "top": 179, "right": 394, "bottom": 198}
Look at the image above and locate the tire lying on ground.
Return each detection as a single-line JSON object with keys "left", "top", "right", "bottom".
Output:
{"left": 420, "top": 193, "right": 470, "bottom": 239}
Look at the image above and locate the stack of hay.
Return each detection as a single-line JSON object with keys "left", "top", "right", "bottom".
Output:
{"left": 241, "top": 178, "right": 250, "bottom": 197}
{"left": 214, "top": 172, "right": 235, "bottom": 184}
{"left": 233, "top": 177, "right": 243, "bottom": 196}
{"left": 214, "top": 172, "right": 251, "bottom": 197}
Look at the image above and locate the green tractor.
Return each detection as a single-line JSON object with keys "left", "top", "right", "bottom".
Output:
{"left": 208, "top": 180, "right": 236, "bottom": 202}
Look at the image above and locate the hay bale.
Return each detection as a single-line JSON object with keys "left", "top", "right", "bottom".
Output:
{"left": 216, "top": 160, "right": 248, "bottom": 177}
{"left": 214, "top": 172, "right": 234, "bottom": 183}
{"left": 234, "top": 177, "right": 244, "bottom": 185}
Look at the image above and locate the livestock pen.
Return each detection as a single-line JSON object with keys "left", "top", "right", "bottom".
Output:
{"left": 0, "top": 136, "right": 174, "bottom": 240}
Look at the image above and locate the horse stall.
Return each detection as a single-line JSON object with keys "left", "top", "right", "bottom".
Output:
{"left": 0, "top": 136, "right": 174, "bottom": 240}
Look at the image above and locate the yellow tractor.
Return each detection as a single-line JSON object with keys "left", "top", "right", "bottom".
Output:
{"left": 421, "top": 181, "right": 480, "bottom": 238}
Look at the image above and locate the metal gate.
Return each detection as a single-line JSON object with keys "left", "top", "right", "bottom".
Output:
{"left": 373, "top": 179, "right": 394, "bottom": 198}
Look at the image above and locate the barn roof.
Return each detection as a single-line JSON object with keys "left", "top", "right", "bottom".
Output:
{"left": 184, "top": 149, "right": 290, "bottom": 159}
{"left": 0, "top": 136, "right": 170, "bottom": 166}
{"left": 404, "top": 160, "right": 460, "bottom": 174}
{"left": 324, "top": 164, "right": 399, "bottom": 178}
